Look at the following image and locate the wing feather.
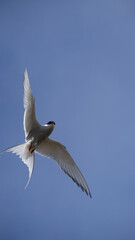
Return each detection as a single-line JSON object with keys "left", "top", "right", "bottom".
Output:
{"left": 36, "top": 138, "right": 92, "bottom": 197}
{"left": 23, "top": 69, "right": 39, "bottom": 138}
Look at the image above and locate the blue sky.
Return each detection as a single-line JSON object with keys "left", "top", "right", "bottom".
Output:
{"left": 0, "top": 1, "right": 135, "bottom": 239}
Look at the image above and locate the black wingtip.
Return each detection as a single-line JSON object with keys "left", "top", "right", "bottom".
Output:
{"left": 62, "top": 167, "right": 92, "bottom": 198}
{"left": 89, "top": 192, "right": 92, "bottom": 199}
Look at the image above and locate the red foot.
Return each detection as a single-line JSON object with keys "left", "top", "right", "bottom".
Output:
{"left": 31, "top": 149, "right": 35, "bottom": 153}
{"left": 29, "top": 144, "right": 32, "bottom": 151}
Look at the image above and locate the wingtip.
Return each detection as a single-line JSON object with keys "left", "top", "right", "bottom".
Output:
{"left": 89, "top": 192, "right": 92, "bottom": 199}
{"left": 23, "top": 68, "right": 30, "bottom": 87}
{"left": 85, "top": 189, "right": 92, "bottom": 198}
{"left": 24, "top": 68, "right": 28, "bottom": 77}
{"left": 24, "top": 67, "right": 27, "bottom": 72}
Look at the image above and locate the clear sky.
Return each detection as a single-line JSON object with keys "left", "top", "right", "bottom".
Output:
{"left": 0, "top": 1, "right": 135, "bottom": 239}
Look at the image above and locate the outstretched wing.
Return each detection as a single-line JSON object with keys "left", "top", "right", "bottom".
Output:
{"left": 23, "top": 69, "right": 39, "bottom": 139}
{"left": 36, "top": 138, "right": 92, "bottom": 198}
{"left": 0, "top": 143, "right": 34, "bottom": 188}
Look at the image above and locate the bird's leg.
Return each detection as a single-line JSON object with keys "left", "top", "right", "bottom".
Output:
{"left": 29, "top": 144, "right": 32, "bottom": 151}
{"left": 28, "top": 137, "right": 35, "bottom": 152}
{"left": 31, "top": 148, "right": 35, "bottom": 153}
{"left": 28, "top": 142, "right": 34, "bottom": 153}
{"left": 29, "top": 141, "right": 36, "bottom": 154}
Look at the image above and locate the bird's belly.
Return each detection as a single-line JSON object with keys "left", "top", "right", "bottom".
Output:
{"left": 26, "top": 127, "right": 52, "bottom": 145}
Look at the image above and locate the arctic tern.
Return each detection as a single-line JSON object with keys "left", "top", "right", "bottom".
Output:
{"left": 0, "top": 70, "right": 92, "bottom": 198}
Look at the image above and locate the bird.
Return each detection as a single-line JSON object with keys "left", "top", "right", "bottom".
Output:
{"left": 0, "top": 70, "right": 92, "bottom": 198}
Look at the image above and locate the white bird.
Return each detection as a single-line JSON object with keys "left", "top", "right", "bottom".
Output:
{"left": 1, "top": 70, "right": 92, "bottom": 198}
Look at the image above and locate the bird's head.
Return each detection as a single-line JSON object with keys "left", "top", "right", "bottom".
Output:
{"left": 47, "top": 121, "right": 55, "bottom": 126}
{"left": 44, "top": 121, "right": 56, "bottom": 136}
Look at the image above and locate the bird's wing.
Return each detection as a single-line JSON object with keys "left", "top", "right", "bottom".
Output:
{"left": 23, "top": 69, "right": 39, "bottom": 138}
{"left": 36, "top": 138, "right": 92, "bottom": 197}
{"left": 0, "top": 143, "right": 34, "bottom": 188}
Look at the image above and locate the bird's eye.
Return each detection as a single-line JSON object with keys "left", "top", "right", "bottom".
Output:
{"left": 47, "top": 121, "right": 55, "bottom": 125}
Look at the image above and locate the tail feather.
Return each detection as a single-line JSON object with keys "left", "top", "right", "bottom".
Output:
{"left": 0, "top": 142, "right": 34, "bottom": 188}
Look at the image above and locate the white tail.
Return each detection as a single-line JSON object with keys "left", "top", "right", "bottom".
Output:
{"left": 0, "top": 142, "right": 34, "bottom": 188}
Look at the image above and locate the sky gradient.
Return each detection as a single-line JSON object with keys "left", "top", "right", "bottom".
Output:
{"left": 0, "top": 1, "right": 135, "bottom": 239}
